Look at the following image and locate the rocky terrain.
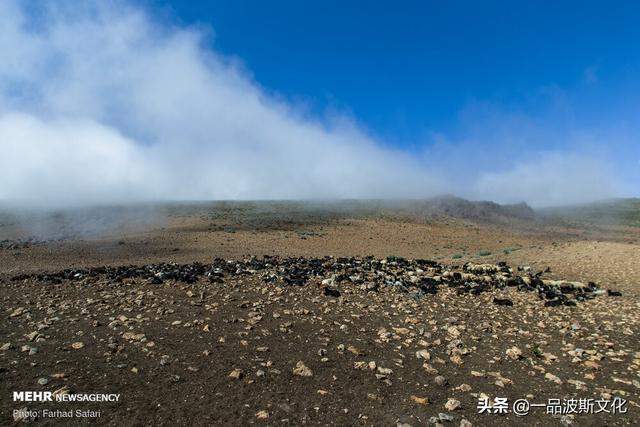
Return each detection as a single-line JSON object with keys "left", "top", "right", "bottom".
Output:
{"left": 1, "top": 200, "right": 639, "bottom": 425}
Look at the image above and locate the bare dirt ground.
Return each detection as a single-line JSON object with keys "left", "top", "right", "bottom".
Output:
{"left": 1, "top": 203, "right": 639, "bottom": 426}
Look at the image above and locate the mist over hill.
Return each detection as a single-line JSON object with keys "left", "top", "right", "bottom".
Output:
{"left": 539, "top": 198, "right": 640, "bottom": 227}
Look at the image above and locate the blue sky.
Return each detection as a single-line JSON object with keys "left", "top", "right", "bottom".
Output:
{"left": 1, "top": 1, "right": 638, "bottom": 206}
{"left": 144, "top": 0, "right": 640, "bottom": 146}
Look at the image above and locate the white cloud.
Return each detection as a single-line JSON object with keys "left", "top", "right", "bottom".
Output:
{"left": 472, "top": 152, "right": 618, "bottom": 207}
{"left": 0, "top": 113, "right": 155, "bottom": 205}
{"left": 0, "top": 1, "right": 630, "bottom": 208}
{"left": 0, "top": 0, "right": 444, "bottom": 206}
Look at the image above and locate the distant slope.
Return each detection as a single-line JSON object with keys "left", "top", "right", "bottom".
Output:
{"left": 164, "top": 197, "right": 539, "bottom": 225}
{"left": 0, "top": 196, "right": 540, "bottom": 241}
{"left": 539, "top": 198, "right": 640, "bottom": 227}
{"left": 405, "top": 195, "right": 536, "bottom": 222}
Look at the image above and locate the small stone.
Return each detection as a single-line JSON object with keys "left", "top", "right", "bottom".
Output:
{"left": 434, "top": 375, "right": 448, "bottom": 386}
{"left": 25, "top": 331, "right": 39, "bottom": 341}
{"left": 410, "top": 395, "right": 429, "bottom": 405}
{"left": 10, "top": 307, "right": 26, "bottom": 317}
{"left": 455, "top": 383, "right": 471, "bottom": 392}
{"left": 460, "top": 419, "right": 473, "bottom": 427}
{"left": 584, "top": 360, "right": 600, "bottom": 370}
{"left": 347, "top": 345, "right": 363, "bottom": 356}
{"left": 439, "top": 413, "right": 455, "bottom": 422}
{"left": 229, "top": 368, "right": 243, "bottom": 380}
{"left": 445, "top": 398, "right": 461, "bottom": 411}
{"left": 506, "top": 346, "right": 523, "bottom": 360}
{"left": 423, "top": 363, "right": 438, "bottom": 375}
{"left": 255, "top": 410, "right": 269, "bottom": 419}
{"left": 71, "top": 342, "right": 84, "bottom": 350}
{"left": 447, "top": 326, "right": 460, "bottom": 338}
{"left": 293, "top": 361, "right": 313, "bottom": 377}
{"left": 122, "top": 332, "right": 146, "bottom": 341}
{"left": 37, "top": 377, "right": 49, "bottom": 386}
{"left": 354, "top": 361, "right": 367, "bottom": 370}
{"left": 416, "top": 349, "right": 431, "bottom": 360}
{"left": 377, "top": 366, "right": 393, "bottom": 375}
{"left": 545, "top": 372, "right": 563, "bottom": 384}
